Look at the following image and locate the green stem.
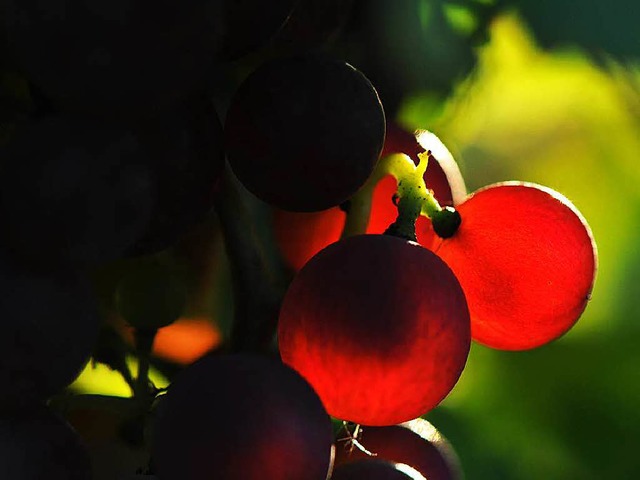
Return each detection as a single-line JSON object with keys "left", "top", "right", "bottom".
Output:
{"left": 340, "top": 183, "right": 375, "bottom": 239}
{"left": 382, "top": 151, "right": 445, "bottom": 240}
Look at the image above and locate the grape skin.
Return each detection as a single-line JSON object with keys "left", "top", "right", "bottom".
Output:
{"left": 152, "top": 353, "right": 334, "bottom": 480}
{"left": 278, "top": 234, "right": 470, "bottom": 426}
{"left": 420, "top": 182, "right": 597, "bottom": 350}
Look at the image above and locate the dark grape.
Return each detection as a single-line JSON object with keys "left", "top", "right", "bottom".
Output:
{"left": 0, "top": 405, "right": 91, "bottom": 479}
{"left": 278, "top": 234, "right": 470, "bottom": 426}
{"left": 225, "top": 54, "right": 385, "bottom": 212}
{"left": 331, "top": 459, "right": 425, "bottom": 480}
{"left": 420, "top": 182, "right": 597, "bottom": 350}
{"left": 0, "top": 114, "right": 156, "bottom": 266}
{"left": 152, "top": 353, "right": 334, "bottom": 480}
{"left": 115, "top": 262, "right": 187, "bottom": 330}
{"left": 335, "top": 418, "right": 463, "bottom": 480}
{"left": 0, "top": 254, "right": 100, "bottom": 408}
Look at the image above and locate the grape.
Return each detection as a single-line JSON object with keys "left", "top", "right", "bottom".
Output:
{"left": 126, "top": 102, "right": 225, "bottom": 256}
{"left": 152, "top": 353, "right": 334, "bottom": 480}
{"left": 278, "top": 234, "right": 470, "bottom": 426}
{"left": 331, "top": 459, "right": 426, "bottom": 480}
{"left": 0, "top": 405, "right": 91, "bottom": 479}
{"left": 420, "top": 182, "right": 597, "bottom": 350}
{"left": 3, "top": 0, "right": 220, "bottom": 118}
{"left": 0, "top": 253, "right": 100, "bottom": 408}
{"left": 0, "top": 114, "right": 157, "bottom": 266}
{"left": 115, "top": 263, "right": 187, "bottom": 330}
{"left": 225, "top": 55, "right": 386, "bottom": 212}
{"left": 334, "top": 418, "right": 463, "bottom": 480}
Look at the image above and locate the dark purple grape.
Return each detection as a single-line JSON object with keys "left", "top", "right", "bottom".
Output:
{"left": 0, "top": 405, "right": 91, "bottom": 479}
{"left": 225, "top": 55, "right": 385, "bottom": 212}
{"left": 152, "top": 353, "right": 334, "bottom": 480}
{"left": 0, "top": 254, "right": 99, "bottom": 408}
{"left": 0, "top": 115, "right": 157, "bottom": 266}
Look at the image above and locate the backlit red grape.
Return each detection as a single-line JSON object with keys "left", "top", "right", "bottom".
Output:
{"left": 278, "top": 234, "right": 470, "bottom": 426}
{"left": 420, "top": 182, "right": 597, "bottom": 350}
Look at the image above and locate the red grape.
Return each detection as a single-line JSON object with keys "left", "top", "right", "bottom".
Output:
{"left": 420, "top": 182, "right": 597, "bottom": 350}
{"left": 152, "top": 353, "right": 334, "bottom": 480}
{"left": 334, "top": 418, "right": 463, "bottom": 480}
{"left": 225, "top": 55, "right": 385, "bottom": 212}
{"left": 278, "top": 234, "right": 470, "bottom": 426}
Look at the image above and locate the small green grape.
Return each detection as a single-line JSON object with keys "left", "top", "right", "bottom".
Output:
{"left": 115, "top": 263, "right": 187, "bottom": 330}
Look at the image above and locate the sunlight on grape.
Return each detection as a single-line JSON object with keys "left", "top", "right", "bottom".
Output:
{"left": 70, "top": 355, "right": 169, "bottom": 397}
{"left": 416, "top": 130, "right": 467, "bottom": 204}
{"left": 394, "top": 462, "right": 427, "bottom": 480}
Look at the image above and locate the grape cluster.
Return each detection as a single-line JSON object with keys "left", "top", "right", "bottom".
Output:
{"left": 0, "top": 2, "right": 596, "bottom": 480}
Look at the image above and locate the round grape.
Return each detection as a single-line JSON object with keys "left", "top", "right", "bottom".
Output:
{"left": 225, "top": 55, "right": 385, "bottom": 212}
{"left": 278, "top": 234, "right": 470, "bottom": 426}
{"left": 152, "top": 353, "right": 334, "bottom": 480}
{"left": 420, "top": 182, "right": 597, "bottom": 350}
{"left": 115, "top": 263, "right": 187, "bottom": 330}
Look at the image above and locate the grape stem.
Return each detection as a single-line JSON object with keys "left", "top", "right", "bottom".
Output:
{"left": 214, "top": 162, "right": 287, "bottom": 353}
{"left": 133, "top": 328, "right": 157, "bottom": 403}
